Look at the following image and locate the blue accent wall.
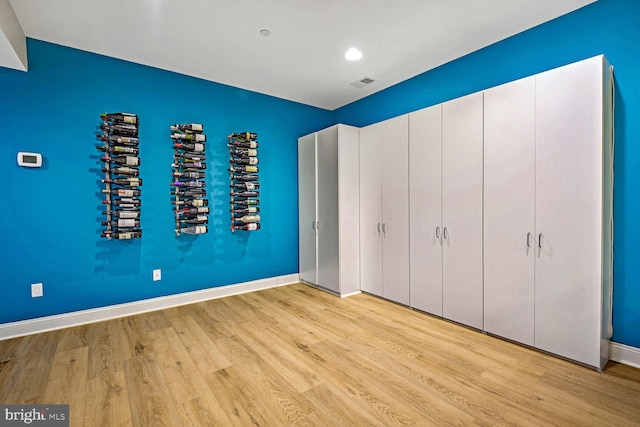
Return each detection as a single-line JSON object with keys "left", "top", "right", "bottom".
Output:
{"left": 335, "top": 0, "right": 640, "bottom": 348}
{"left": 0, "top": 39, "right": 333, "bottom": 324}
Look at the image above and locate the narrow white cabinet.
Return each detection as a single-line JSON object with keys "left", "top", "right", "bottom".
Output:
{"left": 484, "top": 76, "right": 536, "bottom": 346}
{"left": 298, "top": 124, "right": 360, "bottom": 296}
{"left": 409, "top": 105, "right": 443, "bottom": 316}
{"left": 534, "top": 56, "right": 612, "bottom": 369}
{"left": 360, "top": 115, "right": 410, "bottom": 305}
{"left": 441, "top": 92, "right": 484, "bottom": 330}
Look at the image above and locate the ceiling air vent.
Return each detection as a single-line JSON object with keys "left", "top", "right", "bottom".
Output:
{"left": 350, "top": 77, "right": 376, "bottom": 89}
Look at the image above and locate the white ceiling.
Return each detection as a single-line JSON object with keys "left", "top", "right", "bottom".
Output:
{"left": 6, "top": 0, "right": 596, "bottom": 110}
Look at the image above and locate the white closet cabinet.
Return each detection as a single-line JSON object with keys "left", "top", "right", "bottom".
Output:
{"left": 534, "top": 56, "right": 613, "bottom": 369}
{"left": 484, "top": 76, "right": 536, "bottom": 346}
{"left": 298, "top": 124, "right": 360, "bottom": 296}
{"left": 441, "top": 92, "right": 484, "bottom": 330}
{"left": 359, "top": 115, "right": 410, "bottom": 305}
{"left": 484, "top": 55, "right": 613, "bottom": 369}
{"left": 409, "top": 105, "right": 443, "bottom": 316}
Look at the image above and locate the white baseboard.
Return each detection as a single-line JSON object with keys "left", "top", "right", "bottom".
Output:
{"left": 0, "top": 273, "right": 300, "bottom": 341}
{"left": 610, "top": 342, "right": 640, "bottom": 369}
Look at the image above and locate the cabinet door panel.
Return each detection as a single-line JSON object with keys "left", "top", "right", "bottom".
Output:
{"left": 535, "top": 56, "right": 603, "bottom": 367}
{"left": 359, "top": 123, "right": 383, "bottom": 297}
{"left": 316, "top": 126, "right": 340, "bottom": 292}
{"left": 298, "top": 134, "right": 317, "bottom": 284}
{"left": 409, "top": 105, "right": 443, "bottom": 315}
{"left": 484, "top": 77, "right": 535, "bottom": 345}
{"left": 442, "top": 92, "right": 484, "bottom": 329}
{"left": 382, "top": 115, "right": 410, "bottom": 305}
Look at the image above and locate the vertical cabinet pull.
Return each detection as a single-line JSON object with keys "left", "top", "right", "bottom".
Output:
{"left": 538, "top": 233, "right": 543, "bottom": 248}
{"left": 382, "top": 222, "right": 386, "bottom": 235}
{"left": 527, "top": 232, "right": 532, "bottom": 247}
{"left": 443, "top": 227, "right": 448, "bottom": 240}
{"left": 377, "top": 222, "right": 381, "bottom": 237}
{"left": 435, "top": 226, "right": 441, "bottom": 239}
{"left": 316, "top": 221, "right": 320, "bottom": 231}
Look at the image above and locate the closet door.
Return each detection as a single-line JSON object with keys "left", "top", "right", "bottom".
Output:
{"left": 484, "top": 76, "right": 536, "bottom": 345}
{"left": 316, "top": 126, "right": 340, "bottom": 293}
{"left": 409, "top": 105, "right": 443, "bottom": 316}
{"left": 442, "top": 92, "right": 484, "bottom": 329}
{"left": 298, "top": 133, "right": 317, "bottom": 284}
{"left": 381, "top": 114, "right": 410, "bottom": 305}
{"left": 535, "top": 56, "right": 604, "bottom": 367}
{"left": 359, "top": 122, "right": 383, "bottom": 297}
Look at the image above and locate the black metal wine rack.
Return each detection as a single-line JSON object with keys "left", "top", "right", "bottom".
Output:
{"left": 171, "top": 123, "right": 208, "bottom": 236}
{"left": 98, "top": 112, "right": 142, "bottom": 240}
{"left": 228, "top": 132, "right": 261, "bottom": 231}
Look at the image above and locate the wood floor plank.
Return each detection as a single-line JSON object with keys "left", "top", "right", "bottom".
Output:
{"left": 0, "top": 282, "right": 639, "bottom": 427}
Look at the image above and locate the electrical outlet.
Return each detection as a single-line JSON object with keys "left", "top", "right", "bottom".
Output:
{"left": 153, "top": 269, "right": 162, "bottom": 281}
{"left": 31, "top": 283, "right": 43, "bottom": 298}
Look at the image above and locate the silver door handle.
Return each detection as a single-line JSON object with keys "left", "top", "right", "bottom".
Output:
{"left": 435, "top": 226, "right": 440, "bottom": 239}
{"left": 377, "top": 222, "right": 381, "bottom": 237}
{"left": 312, "top": 220, "right": 316, "bottom": 230}
{"left": 443, "top": 227, "right": 448, "bottom": 240}
{"left": 538, "top": 233, "right": 543, "bottom": 248}
{"left": 382, "top": 223, "right": 386, "bottom": 235}
{"left": 527, "top": 232, "right": 532, "bottom": 247}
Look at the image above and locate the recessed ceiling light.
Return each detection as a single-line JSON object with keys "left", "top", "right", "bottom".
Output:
{"left": 260, "top": 29, "right": 271, "bottom": 37}
{"left": 345, "top": 48, "right": 363, "bottom": 61}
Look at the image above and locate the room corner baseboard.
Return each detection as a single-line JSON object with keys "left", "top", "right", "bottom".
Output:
{"left": 610, "top": 342, "right": 640, "bottom": 369}
{"left": 0, "top": 274, "right": 300, "bottom": 341}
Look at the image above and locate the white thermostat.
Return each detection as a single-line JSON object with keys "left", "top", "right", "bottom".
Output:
{"left": 17, "top": 152, "right": 42, "bottom": 168}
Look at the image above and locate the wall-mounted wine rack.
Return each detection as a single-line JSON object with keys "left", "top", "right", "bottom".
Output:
{"left": 98, "top": 112, "right": 142, "bottom": 240}
{"left": 171, "top": 123, "right": 209, "bottom": 235}
{"left": 228, "top": 132, "right": 261, "bottom": 231}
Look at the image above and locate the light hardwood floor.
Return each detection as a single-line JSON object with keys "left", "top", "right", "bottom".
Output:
{"left": 1, "top": 283, "right": 639, "bottom": 426}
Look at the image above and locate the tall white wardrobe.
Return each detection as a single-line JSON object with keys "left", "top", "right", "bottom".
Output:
{"left": 298, "top": 55, "right": 613, "bottom": 370}
{"left": 298, "top": 124, "right": 360, "bottom": 296}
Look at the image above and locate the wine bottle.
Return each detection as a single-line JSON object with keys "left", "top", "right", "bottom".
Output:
{"left": 230, "top": 132, "right": 258, "bottom": 141}
{"left": 229, "top": 165, "right": 258, "bottom": 174}
{"left": 174, "top": 152, "right": 206, "bottom": 161}
{"left": 178, "top": 215, "right": 208, "bottom": 224}
{"left": 231, "top": 174, "right": 259, "bottom": 182}
{"left": 174, "top": 189, "right": 207, "bottom": 197}
{"left": 231, "top": 223, "right": 260, "bottom": 231}
{"left": 102, "top": 230, "right": 142, "bottom": 239}
{"left": 172, "top": 198, "right": 208, "bottom": 207}
{"left": 171, "top": 181, "right": 205, "bottom": 188}
{"left": 102, "top": 198, "right": 141, "bottom": 206}
{"left": 231, "top": 182, "right": 259, "bottom": 190}
{"left": 170, "top": 123, "right": 203, "bottom": 132}
{"left": 230, "top": 157, "right": 258, "bottom": 166}
{"left": 231, "top": 206, "right": 259, "bottom": 214}
{"left": 103, "top": 209, "right": 139, "bottom": 218}
{"left": 97, "top": 145, "right": 139, "bottom": 154}
{"left": 229, "top": 140, "right": 258, "bottom": 149}
{"left": 102, "top": 156, "right": 140, "bottom": 166}
{"left": 229, "top": 148, "right": 258, "bottom": 157}
{"left": 102, "top": 188, "right": 141, "bottom": 197}
{"left": 172, "top": 171, "right": 205, "bottom": 179}
{"left": 171, "top": 161, "right": 206, "bottom": 170}
{"left": 103, "top": 167, "right": 139, "bottom": 176}
{"left": 97, "top": 134, "right": 140, "bottom": 145}
{"left": 102, "top": 177, "right": 142, "bottom": 187}
{"left": 101, "top": 112, "right": 138, "bottom": 125}
{"left": 171, "top": 132, "right": 206, "bottom": 142}
{"left": 99, "top": 123, "right": 138, "bottom": 136}
{"left": 102, "top": 218, "right": 141, "bottom": 228}
{"left": 178, "top": 207, "right": 209, "bottom": 215}
{"left": 173, "top": 143, "right": 205, "bottom": 152}
{"left": 232, "top": 199, "right": 259, "bottom": 206}
{"left": 233, "top": 214, "right": 260, "bottom": 223}
{"left": 178, "top": 225, "right": 208, "bottom": 234}
{"left": 230, "top": 191, "right": 259, "bottom": 198}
